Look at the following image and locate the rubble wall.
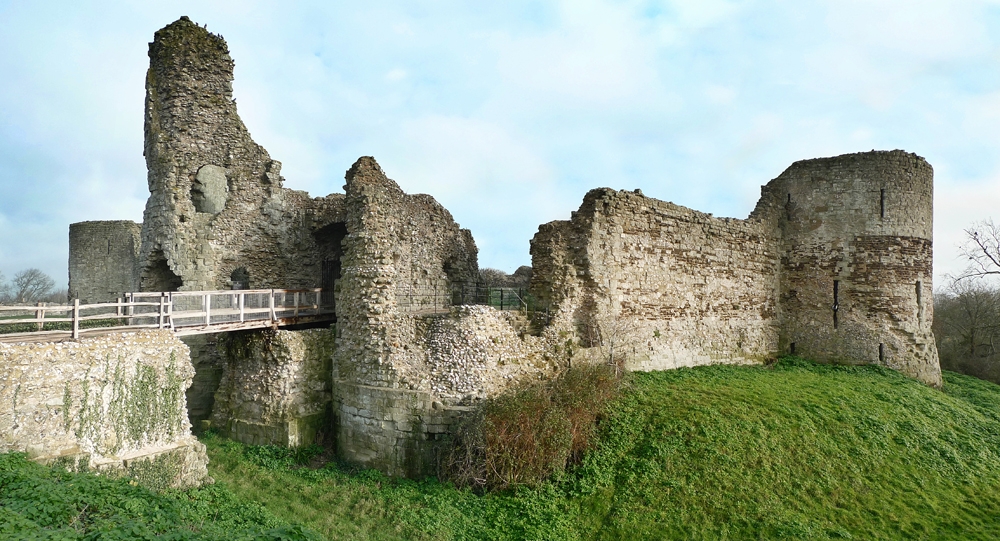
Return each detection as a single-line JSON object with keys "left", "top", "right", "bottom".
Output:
{"left": 0, "top": 330, "right": 210, "bottom": 489}
{"left": 210, "top": 328, "right": 335, "bottom": 447}
{"left": 68, "top": 221, "right": 141, "bottom": 303}
{"left": 334, "top": 306, "right": 553, "bottom": 477}
{"left": 532, "top": 150, "right": 940, "bottom": 385}
{"left": 332, "top": 157, "right": 488, "bottom": 476}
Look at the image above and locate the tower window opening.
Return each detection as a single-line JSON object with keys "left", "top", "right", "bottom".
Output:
{"left": 790, "top": 342, "right": 796, "bottom": 355}
{"left": 880, "top": 188, "right": 885, "bottom": 219}
{"left": 879, "top": 343, "right": 885, "bottom": 363}
{"left": 833, "top": 280, "right": 840, "bottom": 329}
{"left": 916, "top": 280, "right": 923, "bottom": 323}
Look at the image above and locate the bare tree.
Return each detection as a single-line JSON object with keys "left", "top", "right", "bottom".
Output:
{"left": 586, "top": 309, "right": 640, "bottom": 376}
{"left": 511, "top": 265, "right": 532, "bottom": 287}
{"left": 43, "top": 289, "right": 69, "bottom": 304}
{"left": 7, "top": 268, "right": 55, "bottom": 304}
{"left": 934, "top": 277, "right": 1000, "bottom": 383}
{"left": 959, "top": 219, "right": 1000, "bottom": 280}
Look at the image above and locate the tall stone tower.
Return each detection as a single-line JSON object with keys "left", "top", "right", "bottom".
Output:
{"left": 759, "top": 150, "right": 940, "bottom": 385}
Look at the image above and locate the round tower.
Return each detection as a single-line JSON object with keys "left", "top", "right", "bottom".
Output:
{"left": 766, "top": 150, "right": 940, "bottom": 386}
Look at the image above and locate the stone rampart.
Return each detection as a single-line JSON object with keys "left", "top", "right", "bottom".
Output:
{"left": 531, "top": 188, "right": 781, "bottom": 370}
{"left": 756, "top": 150, "right": 940, "bottom": 384}
{"left": 62, "top": 17, "right": 944, "bottom": 482}
{"left": 0, "top": 330, "right": 210, "bottom": 488}
{"left": 531, "top": 150, "right": 941, "bottom": 385}
{"left": 138, "top": 16, "right": 346, "bottom": 293}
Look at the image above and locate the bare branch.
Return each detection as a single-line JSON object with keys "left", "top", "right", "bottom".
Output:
{"left": 959, "top": 219, "right": 1000, "bottom": 281}
{"left": 7, "top": 268, "right": 55, "bottom": 304}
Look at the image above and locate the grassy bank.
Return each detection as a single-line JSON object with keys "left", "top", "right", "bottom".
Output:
{"left": 205, "top": 359, "right": 1000, "bottom": 540}
{"left": 5, "top": 358, "right": 1000, "bottom": 539}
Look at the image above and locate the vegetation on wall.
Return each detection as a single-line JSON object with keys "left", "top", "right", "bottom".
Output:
{"left": 71, "top": 353, "right": 186, "bottom": 455}
{"left": 440, "top": 363, "right": 625, "bottom": 491}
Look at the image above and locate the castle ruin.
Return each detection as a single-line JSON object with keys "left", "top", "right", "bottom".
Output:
{"left": 60, "top": 17, "right": 940, "bottom": 479}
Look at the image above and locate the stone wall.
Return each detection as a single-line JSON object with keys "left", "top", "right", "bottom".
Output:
{"left": 181, "top": 334, "right": 224, "bottom": 433}
{"left": 61, "top": 16, "right": 945, "bottom": 481}
{"left": 68, "top": 221, "right": 141, "bottom": 303}
{"left": 531, "top": 188, "right": 780, "bottom": 370}
{"left": 531, "top": 150, "right": 941, "bottom": 385}
{"left": 333, "top": 306, "right": 554, "bottom": 477}
{"left": 210, "top": 328, "right": 335, "bottom": 447}
{"left": 0, "top": 330, "right": 210, "bottom": 489}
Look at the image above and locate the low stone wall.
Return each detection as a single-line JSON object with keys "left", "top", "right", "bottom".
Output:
{"left": 211, "top": 327, "right": 335, "bottom": 447}
{"left": 0, "top": 330, "right": 210, "bottom": 489}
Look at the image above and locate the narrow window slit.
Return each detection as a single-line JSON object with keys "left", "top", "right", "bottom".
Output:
{"left": 916, "top": 280, "right": 923, "bottom": 323}
{"left": 880, "top": 188, "right": 885, "bottom": 219}
{"left": 833, "top": 280, "right": 840, "bottom": 329}
{"left": 879, "top": 343, "right": 885, "bottom": 363}
{"left": 790, "top": 342, "right": 796, "bottom": 355}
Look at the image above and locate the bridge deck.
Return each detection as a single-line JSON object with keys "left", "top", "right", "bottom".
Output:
{"left": 0, "top": 289, "right": 335, "bottom": 343}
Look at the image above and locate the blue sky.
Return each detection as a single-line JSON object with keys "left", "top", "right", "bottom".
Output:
{"left": 1, "top": 0, "right": 999, "bottom": 290}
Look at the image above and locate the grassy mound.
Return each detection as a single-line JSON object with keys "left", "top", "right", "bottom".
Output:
{"left": 202, "top": 359, "right": 1000, "bottom": 540}
{"left": 6, "top": 358, "right": 1000, "bottom": 539}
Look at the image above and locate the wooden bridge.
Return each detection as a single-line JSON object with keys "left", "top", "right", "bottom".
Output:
{"left": 0, "top": 289, "right": 334, "bottom": 343}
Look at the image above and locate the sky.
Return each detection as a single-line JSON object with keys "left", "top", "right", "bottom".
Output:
{"left": 1, "top": 0, "right": 999, "bottom": 292}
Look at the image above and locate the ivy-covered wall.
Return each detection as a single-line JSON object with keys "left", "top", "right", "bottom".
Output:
{"left": 0, "top": 330, "right": 211, "bottom": 489}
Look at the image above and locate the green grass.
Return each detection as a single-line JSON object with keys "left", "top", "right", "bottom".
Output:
{"left": 202, "top": 359, "right": 1000, "bottom": 540}
{"left": 7, "top": 358, "right": 1000, "bottom": 539}
{"left": 0, "top": 316, "right": 125, "bottom": 334}
{"left": 0, "top": 451, "right": 322, "bottom": 539}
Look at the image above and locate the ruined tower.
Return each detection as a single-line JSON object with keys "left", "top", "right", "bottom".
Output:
{"left": 759, "top": 150, "right": 940, "bottom": 385}
{"left": 140, "top": 16, "right": 345, "bottom": 292}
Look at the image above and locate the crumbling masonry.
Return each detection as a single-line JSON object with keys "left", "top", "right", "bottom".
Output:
{"left": 62, "top": 17, "right": 940, "bottom": 479}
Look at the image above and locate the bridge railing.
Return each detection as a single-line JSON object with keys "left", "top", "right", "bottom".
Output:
{"left": 0, "top": 289, "right": 329, "bottom": 340}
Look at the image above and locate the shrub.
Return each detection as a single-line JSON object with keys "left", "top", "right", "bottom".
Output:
{"left": 440, "top": 363, "right": 625, "bottom": 491}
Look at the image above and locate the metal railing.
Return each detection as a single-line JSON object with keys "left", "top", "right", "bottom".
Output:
{"left": 395, "top": 282, "right": 540, "bottom": 314}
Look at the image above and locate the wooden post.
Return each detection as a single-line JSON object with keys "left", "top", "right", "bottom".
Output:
{"left": 35, "top": 302, "right": 44, "bottom": 331}
{"left": 239, "top": 292, "right": 245, "bottom": 322}
{"left": 293, "top": 291, "right": 300, "bottom": 317}
{"left": 72, "top": 299, "right": 80, "bottom": 339}
{"left": 158, "top": 295, "right": 166, "bottom": 329}
{"left": 167, "top": 293, "right": 174, "bottom": 330}
{"left": 269, "top": 290, "right": 276, "bottom": 321}
{"left": 204, "top": 293, "right": 211, "bottom": 326}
